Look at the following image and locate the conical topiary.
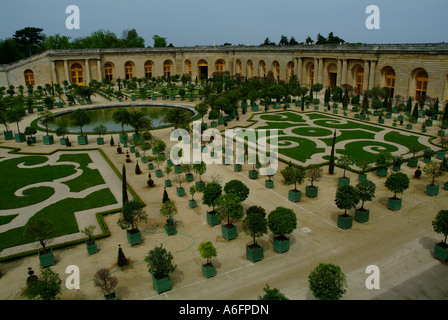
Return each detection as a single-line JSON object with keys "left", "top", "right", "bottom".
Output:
{"left": 118, "top": 244, "right": 128, "bottom": 267}
{"left": 162, "top": 187, "right": 170, "bottom": 203}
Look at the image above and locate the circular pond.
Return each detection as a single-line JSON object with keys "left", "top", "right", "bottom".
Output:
{"left": 43, "top": 104, "right": 196, "bottom": 133}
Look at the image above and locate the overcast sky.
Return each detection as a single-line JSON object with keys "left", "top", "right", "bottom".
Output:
{"left": 0, "top": 0, "right": 446, "bottom": 46}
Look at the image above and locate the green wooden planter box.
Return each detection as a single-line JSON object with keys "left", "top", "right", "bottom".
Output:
{"left": 28, "top": 136, "right": 37, "bottom": 144}
{"left": 185, "top": 173, "right": 194, "bottom": 182}
{"left": 234, "top": 164, "right": 242, "bottom": 172}
{"left": 393, "top": 165, "right": 401, "bottom": 172}
{"left": 249, "top": 170, "right": 259, "bottom": 179}
{"left": 388, "top": 197, "right": 402, "bottom": 211}
{"left": 176, "top": 187, "right": 185, "bottom": 197}
{"left": 251, "top": 105, "right": 259, "bottom": 111}
{"left": 407, "top": 158, "right": 418, "bottom": 168}
{"left": 265, "top": 180, "right": 274, "bottom": 189}
{"left": 393, "top": 123, "right": 397, "bottom": 127}
{"left": 337, "top": 214, "right": 353, "bottom": 230}
{"left": 288, "top": 189, "right": 301, "bottom": 202}
{"left": 207, "top": 211, "right": 221, "bottom": 226}
{"left": 155, "top": 170, "right": 163, "bottom": 178}
{"left": 43, "top": 135, "right": 54, "bottom": 145}
{"left": 433, "top": 242, "right": 448, "bottom": 262}
{"left": 438, "top": 130, "right": 446, "bottom": 136}
{"left": 152, "top": 275, "right": 172, "bottom": 294}
{"left": 119, "top": 133, "right": 128, "bottom": 144}
{"left": 314, "top": 105, "right": 319, "bottom": 110}
{"left": 338, "top": 177, "right": 350, "bottom": 187}
{"left": 202, "top": 264, "right": 216, "bottom": 278}
{"left": 426, "top": 184, "right": 440, "bottom": 196}
{"left": 141, "top": 156, "right": 148, "bottom": 163}
{"left": 246, "top": 244, "right": 264, "bottom": 263}
{"left": 38, "top": 249, "right": 55, "bottom": 268}
{"left": 195, "top": 181, "right": 205, "bottom": 192}
{"left": 376, "top": 167, "right": 388, "bottom": 177}
{"left": 86, "top": 241, "right": 98, "bottom": 255}
{"left": 406, "top": 124, "right": 413, "bottom": 130}
{"left": 354, "top": 208, "right": 370, "bottom": 223}
{"left": 354, "top": 114, "right": 360, "bottom": 119}
{"left": 222, "top": 224, "right": 237, "bottom": 241}
{"left": 436, "top": 151, "right": 446, "bottom": 160}
{"left": 164, "top": 223, "right": 177, "bottom": 236}
{"left": 104, "top": 292, "right": 118, "bottom": 300}
{"left": 425, "top": 120, "right": 433, "bottom": 126}
{"left": 174, "top": 165, "right": 183, "bottom": 174}
{"left": 273, "top": 236, "right": 290, "bottom": 254}
{"left": 358, "top": 173, "right": 368, "bottom": 181}
{"left": 130, "top": 146, "right": 136, "bottom": 153}
{"left": 211, "top": 121, "right": 217, "bottom": 128}
{"left": 189, "top": 199, "right": 197, "bottom": 208}
{"left": 165, "top": 179, "right": 172, "bottom": 187}
{"left": 126, "top": 229, "right": 142, "bottom": 246}
{"left": 305, "top": 185, "right": 318, "bottom": 198}
{"left": 77, "top": 135, "right": 88, "bottom": 145}
{"left": 15, "top": 133, "right": 26, "bottom": 142}
{"left": 423, "top": 157, "right": 431, "bottom": 163}
{"left": 97, "top": 137, "right": 104, "bottom": 145}
{"left": 444, "top": 182, "right": 448, "bottom": 191}
{"left": 3, "top": 131, "right": 13, "bottom": 140}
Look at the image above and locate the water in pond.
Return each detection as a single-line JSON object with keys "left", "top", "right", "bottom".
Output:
{"left": 45, "top": 106, "right": 194, "bottom": 133}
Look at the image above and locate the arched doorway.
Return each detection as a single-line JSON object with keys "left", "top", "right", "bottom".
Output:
{"left": 355, "top": 67, "right": 364, "bottom": 94}
{"left": 70, "top": 63, "right": 84, "bottom": 85}
{"left": 198, "top": 60, "right": 208, "bottom": 81}
{"left": 384, "top": 68, "right": 395, "bottom": 98}
{"left": 104, "top": 63, "right": 114, "bottom": 81}
{"left": 328, "top": 63, "right": 337, "bottom": 89}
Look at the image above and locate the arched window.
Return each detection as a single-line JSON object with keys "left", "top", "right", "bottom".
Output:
{"left": 385, "top": 68, "right": 395, "bottom": 97}
{"left": 144, "top": 61, "right": 153, "bottom": 79}
{"left": 215, "top": 60, "right": 224, "bottom": 75}
{"left": 259, "top": 61, "right": 266, "bottom": 78}
{"left": 247, "top": 60, "right": 253, "bottom": 79}
{"left": 24, "top": 69, "right": 35, "bottom": 86}
{"left": 272, "top": 61, "right": 280, "bottom": 82}
{"left": 198, "top": 60, "right": 208, "bottom": 81}
{"left": 70, "top": 63, "right": 84, "bottom": 85}
{"left": 125, "top": 61, "right": 134, "bottom": 80}
{"left": 104, "top": 63, "right": 113, "bottom": 81}
{"left": 163, "top": 60, "right": 172, "bottom": 78}
{"left": 415, "top": 70, "right": 428, "bottom": 101}
{"left": 355, "top": 67, "right": 364, "bottom": 94}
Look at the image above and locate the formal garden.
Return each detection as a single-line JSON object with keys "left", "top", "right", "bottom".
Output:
{"left": 0, "top": 72, "right": 448, "bottom": 300}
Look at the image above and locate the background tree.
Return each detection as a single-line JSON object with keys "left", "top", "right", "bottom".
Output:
{"left": 27, "top": 268, "right": 61, "bottom": 300}
{"left": 13, "top": 27, "right": 44, "bottom": 57}
{"left": 258, "top": 284, "right": 289, "bottom": 300}
{"left": 152, "top": 35, "right": 167, "bottom": 47}
{"left": 308, "top": 263, "right": 347, "bottom": 300}
{"left": 93, "top": 268, "right": 118, "bottom": 299}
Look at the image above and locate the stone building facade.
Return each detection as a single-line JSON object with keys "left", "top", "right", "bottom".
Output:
{"left": 1, "top": 43, "right": 448, "bottom": 102}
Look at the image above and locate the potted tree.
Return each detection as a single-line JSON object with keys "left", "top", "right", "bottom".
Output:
{"left": 215, "top": 193, "right": 242, "bottom": 241}
{"left": 117, "top": 200, "right": 147, "bottom": 246}
{"left": 242, "top": 206, "right": 268, "bottom": 263}
{"left": 164, "top": 165, "right": 173, "bottom": 187}
{"left": 183, "top": 163, "right": 194, "bottom": 182}
{"left": 56, "top": 127, "right": 69, "bottom": 146}
{"left": 26, "top": 268, "right": 62, "bottom": 300}
{"left": 267, "top": 206, "right": 297, "bottom": 253}
{"left": 423, "top": 148, "right": 434, "bottom": 163}
{"left": 94, "top": 125, "right": 107, "bottom": 145}
{"left": 408, "top": 145, "right": 424, "bottom": 168}
{"left": 112, "top": 108, "right": 130, "bottom": 144}
{"left": 189, "top": 185, "right": 197, "bottom": 208}
{"left": 24, "top": 220, "right": 55, "bottom": 268}
{"left": 375, "top": 150, "right": 393, "bottom": 177}
{"left": 432, "top": 210, "right": 448, "bottom": 262}
{"left": 308, "top": 263, "right": 347, "bottom": 300}
{"left": 70, "top": 108, "right": 91, "bottom": 145}
{"left": 392, "top": 155, "right": 404, "bottom": 172}
{"left": 436, "top": 135, "right": 447, "bottom": 160}
{"left": 24, "top": 126, "right": 37, "bottom": 144}
{"left": 284, "top": 164, "right": 306, "bottom": 202}
{"left": 38, "top": 111, "right": 55, "bottom": 145}
{"left": 224, "top": 179, "right": 249, "bottom": 216}
{"left": 193, "top": 161, "right": 206, "bottom": 191}
{"left": 93, "top": 268, "right": 118, "bottom": 300}
{"left": 203, "top": 182, "right": 223, "bottom": 226}
{"left": 197, "top": 241, "right": 217, "bottom": 278}
{"left": 174, "top": 174, "right": 186, "bottom": 197}
{"left": 385, "top": 172, "right": 410, "bottom": 211}
{"left": 337, "top": 155, "right": 354, "bottom": 186}
{"left": 160, "top": 200, "right": 178, "bottom": 236}
{"left": 145, "top": 245, "right": 177, "bottom": 294}
{"left": 81, "top": 225, "right": 98, "bottom": 255}
{"left": 356, "top": 160, "right": 370, "bottom": 181}
{"left": 7, "top": 107, "right": 26, "bottom": 142}
{"left": 306, "top": 165, "right": 322, "bottom": 198}
{"left": 335, "top": 185, "right": 360, "bottom": 230}
{"left": 354, "top": 180, "right": 376, "bottom": 223}
{"left": 423, "top": 161, "right": 443, "bottom": 196}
